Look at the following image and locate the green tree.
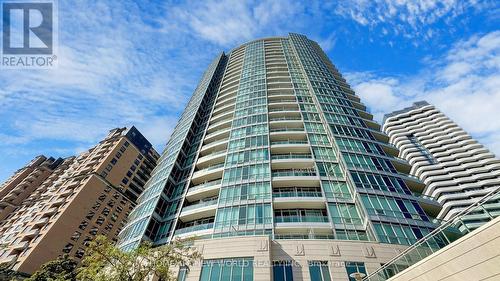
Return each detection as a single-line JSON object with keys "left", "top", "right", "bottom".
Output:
{"left": 77, "top": 235, "right": 201, "bottom": 281}
{"left": 0, "top": 263, "right": 28, "bottom": 281}
{"left": 26, "top": 255, "right": 77, "bottom": 281}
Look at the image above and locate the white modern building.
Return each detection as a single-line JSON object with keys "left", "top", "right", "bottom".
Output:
{"left": 383, "top": 101, "right": 500, "bottom": 232}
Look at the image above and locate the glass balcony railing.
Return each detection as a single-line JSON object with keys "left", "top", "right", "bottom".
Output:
{"left": 364, "top": 186, "right": 500, "bottom": 281}
{"left": 174, "top": 222, "right": 214, "bottom": 235}
{"left": 271, "top": 140, "right": 308, "bottom": 145}
{"left": 269, "top": 128, "right": 305, "bottom": 133}
{"left": 182, "top": 198, "right": 218, "bottom": 212}
{"left": 275, "top": 215, "right": 329, "bottom": 223}
{"left": 271, "top": 153, "right": 312, "bottom": 160}
{"left": 268, "top": 107, "right": 299, "bottom": 113}
{"left": 198, "top": 150, "right": 226, "bottom": 160}
{"left": 196, "top": 163, "right": 224, "bottom": 174}
{"left": 272, "top": 169, "right": 317, "bottom": 177}
{"left": 268, "top": 99, "right": 297, "bottom": 104}
{"left": 274, "top": 233, "right": 335, "bottom": 240}
{"left": 188, "top": 180, "right": 222, "bottom": 192}
{"left": 273, "top": 190, "right": 322, "bottom": 198}
{"left": 269, "top": 116, "right": 302, "bottom": 121}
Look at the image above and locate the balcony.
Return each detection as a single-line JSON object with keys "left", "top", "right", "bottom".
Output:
{"left": 210, "top": 110, "right": 233, "bottom": 124}
{"left": 269, "top": 128, "right": 306, "bottom": 138}
{"left": 33, "top": 217, "right": 49, "bottom": 226}
{"left": 180, "top": 197, "right": 218, "bottom": 221}
{"left": 269, "top": 117, "right": 303, "bottom": 128}
{"left": 173, "top": 222, "right": 214, "bottom": 237}
{"left": 186, "top": 180, "right": 222, "bottom": 201}
{"left": 196, "top": 150, "right": 226, "bottom": 169}
{"left": 271, "top": 153, "right": 312, "bottom": 160}
{"left": 272, "top": 169, "right": 319, "bottom": 187}
{"left": 11, "top": 240, "right": 29, "bottom": 250}
{"left": 204, "top": 127, "right": 231, "bottom": 143}
{"left": 271, "top": 140, "right": 308, "bottom": 145}
{"left": 273, "top": 188, "right": 325, "bottom": 208}
{"left": 200, "top": 139, "right": 228, "bottom": 155}
{"left": 268, "top": 107, "right": 299, "bottom": 114}
{"left": 191, "top": 164, "right": 224, "bottom": 185}
{"left": 274, "top": 215, "right": 331, "bottom": 232}
{"left": 271, "top": 153, "right": 314, "bottom": 169}
{"left": 275, "top": 215, "right": 329, "bottom": 223}
{"left": 24, "top": 228, "right": 40, "bottom": 238}
{"left": 207, "top": 119, "right": 232, "bottom": 134}
{"left": 272, "top": 169, "right": 317, "bottom": 177}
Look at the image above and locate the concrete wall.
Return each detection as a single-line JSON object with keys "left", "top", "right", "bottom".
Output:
{"left": 184, "top": 236, "right": 409, "bottom": 281}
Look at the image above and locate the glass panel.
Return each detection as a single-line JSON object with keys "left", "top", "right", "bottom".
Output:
{"left": 243, "top": 260, "right": 253, "bottom": 281}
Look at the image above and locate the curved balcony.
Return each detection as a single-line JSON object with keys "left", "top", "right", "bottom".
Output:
{"left": 272, "top": 169, "right": 319, "bottom": 187}
{"left": 207, "top": 119, "right": 232, "bottom": 134}
{"left": 196, "top": 151, "right": 226, "bottom": 169}
{"left": 200, "top": 139, "right": 228, "bottom": 155}
{"left": 273, "top": 188, "right": 325, "bottom": 208}
{"left": 191, "top": 164, "right": 224, "bottom": 185}
{"left": 179, "top": 198, "right": 218, "bottom": 221}
{"left": 271, "top": 153, "right": 314, "bottom": 169}
{"left": 268, "top": 107, "right": 300, "bottom": 114}
{"left": 269, "top": 127, "right": 306, "bottom": 139}
{"left": 186, "top": 180, "right": 222, "bottom": 201}
{"left": 210, "top": 110, "right": 233, "bottom": 125}
{"left": 173, "top": 222, "right": 214, "bottom": 238}
{"left": 269, "top": 118, "right": 303, "bottom": 129}
{"left": 274, "top": 215, "right": 331, "bottom": 232}
{"left": 204, "top": 127, "right": 231, "bottom": 144}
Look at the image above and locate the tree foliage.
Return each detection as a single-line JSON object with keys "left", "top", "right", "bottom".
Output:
{"left": 0, "top": 263, "right": 28, "bottom": 281}
{"left": 26, "top": 255, "right": 77, "bottom": 281}
{"left": 77, "top": 235, "right": 201, "bottom": 281}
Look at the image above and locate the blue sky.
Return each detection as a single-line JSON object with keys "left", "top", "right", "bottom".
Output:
{"left": 1, "top": 0, "right": 499, "bottom": 182}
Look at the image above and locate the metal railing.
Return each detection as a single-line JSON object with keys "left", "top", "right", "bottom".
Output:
{"left": 182, "top": 198, "right": 218, "bottom": 212}
{"left": 273, "top": 189, "right": 322, "bottom": 198}
{"left": 174, "top": 222, "right": 214, "bottom": 235}
{"left": 269, "top": 127, "right": 305, "bottom": 133}
{"left": 271, "top": 140, "right": 308, "bottom": 145}
{"left": 188, "top": 179, "right": 222, "bottom": 192}
{"left": 271, "top": 153, "right": 312, "bottom": 160}
{"left": 272, "top": 169, "right": 317, "bottom": 177}
{"left": 275, "top": 215, "right": 329, "bottom": 223}
{"left": 364, "top": 186, "right": 500, "bottom": 280}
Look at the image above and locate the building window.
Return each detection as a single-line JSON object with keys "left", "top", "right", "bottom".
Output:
{"left": 124, "top": 141, "right": 129, "bottom": 147}
{"left": 199, "top": 258, "right": 253, "bottom": 281}
{"left": 78, "top": 221, "right": 88, "bottom": 230}
{"left": 75, "top": 248, "right": 85, "bottom": 259}
{"left": 111, "top": 158, "right": 117, "bottom": 165}
{"left": 115, "top": 152, "right": 122, "bottom": 159}
{"left": 308, "top": 261, "right": 331, "bottom": 281}
{"left": 345, "top": 262, "right": 367, "bottom": 281}
{"left": 122, "top": 178, "right": 129, "bottom": 184}
{"left": 70, "top": 231, "right": 81, "bottom": 241}
{"left": 126, "top": 171, "right": 133, "bottom": 177}
{"left": 273, "top": 261, "right": 293, "bottom": 281}
{"left": 62, "top": 243, "right": 74, "bottom": 253}
{"left": 177, "top": 265, "right": 188, "bottom": 281}
{"left": 96, "top": 216, "right": 105, "bottom": 225}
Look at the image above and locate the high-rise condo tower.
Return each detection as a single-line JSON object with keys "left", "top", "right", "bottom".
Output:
{"left": 117, "top": 34, "right": 445, "bottom": 281}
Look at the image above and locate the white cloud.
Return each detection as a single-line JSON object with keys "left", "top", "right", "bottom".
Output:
{"left": 346, "top": 30, "right": 500, "bottom": 155}
{"left": 334, "top": 0, "right": 495, "bottom": 40}
{"left": 164, "top": 0, "right": 304, "bottom": 47}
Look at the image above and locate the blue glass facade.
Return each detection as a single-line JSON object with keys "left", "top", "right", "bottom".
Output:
{"left": 117, "top": 34, "right": 444, "bottom": 263}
